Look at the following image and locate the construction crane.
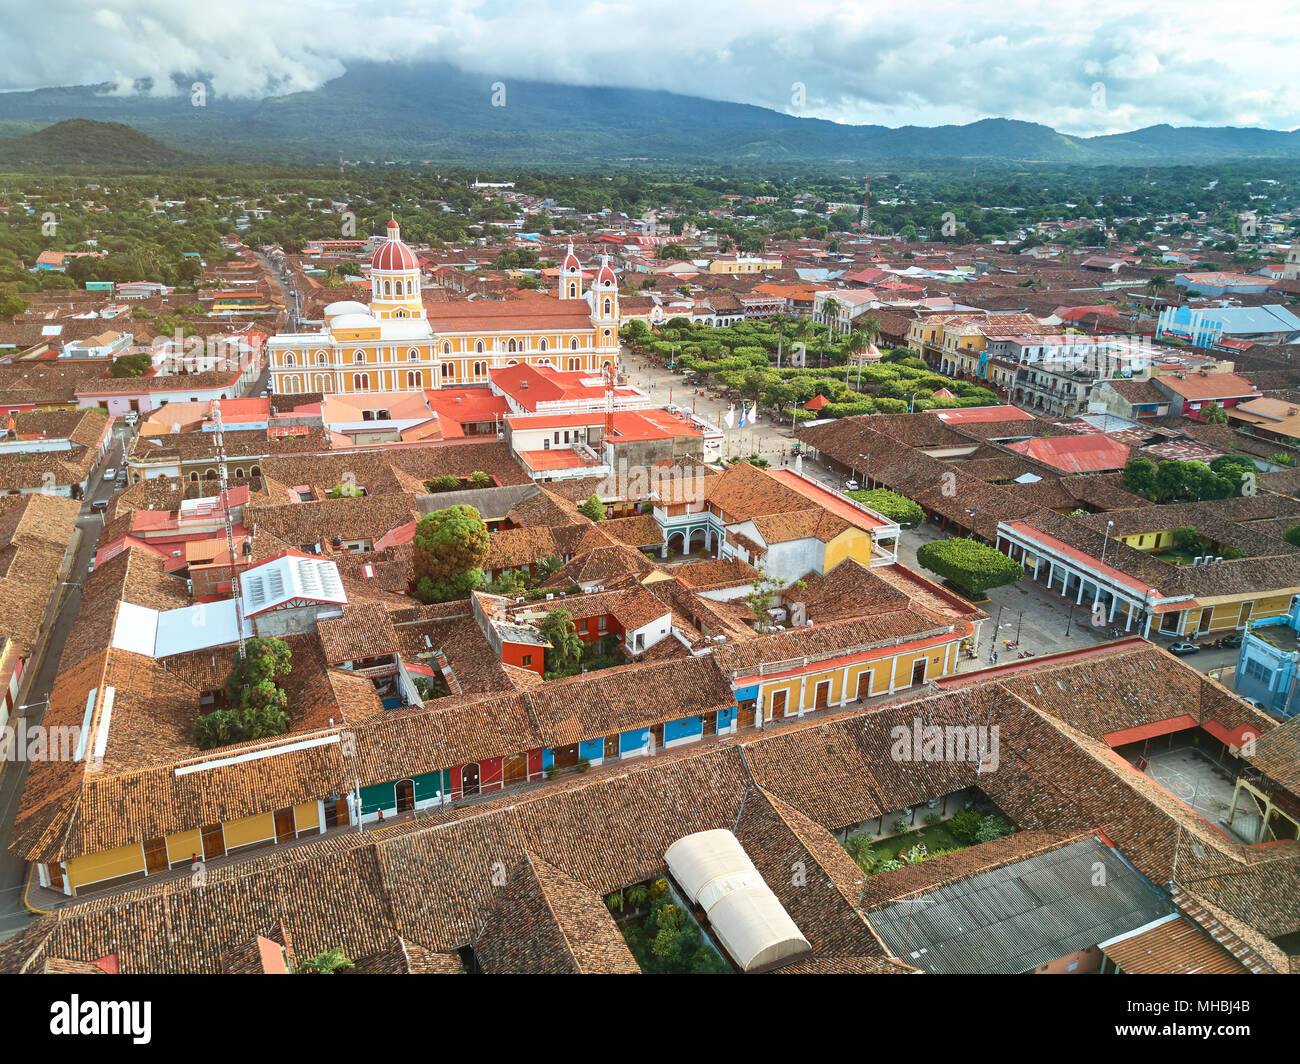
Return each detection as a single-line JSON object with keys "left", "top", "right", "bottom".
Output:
{"left": 602, "top": 361, "right": 617, "bottom": 441}
{"left": 211, "top": 400, "right": 247, "bottom": 660}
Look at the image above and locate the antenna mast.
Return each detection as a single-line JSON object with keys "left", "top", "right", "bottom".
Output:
{"left": 212, "top": 399, "right": 247, "bottom": 659}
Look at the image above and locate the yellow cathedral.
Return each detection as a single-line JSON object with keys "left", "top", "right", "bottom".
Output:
{"left": 268, "top": 221, "right": 622, "bottom": 395}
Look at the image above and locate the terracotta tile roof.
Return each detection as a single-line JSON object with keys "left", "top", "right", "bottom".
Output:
{"left": 474, "top": 854, "right": 640, "bottom": 974}
{"left": 1100, "top": 915, "right": 1250, "bottom": 974}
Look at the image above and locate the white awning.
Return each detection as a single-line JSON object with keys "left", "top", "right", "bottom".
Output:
{"left": 665, "top": 828, "right": 811, "bottom": 973}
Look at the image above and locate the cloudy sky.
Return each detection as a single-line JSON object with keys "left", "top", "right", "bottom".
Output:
{"left": 4, "top": 0, "right": 1299, "bottom": 135}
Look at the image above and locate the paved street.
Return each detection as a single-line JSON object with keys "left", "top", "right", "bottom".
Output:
{"left": 0, "top": 423, "right": 129, "bottom": 940}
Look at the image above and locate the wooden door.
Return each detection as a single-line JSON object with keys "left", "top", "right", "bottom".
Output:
{"left": 857, "top": 671, "right": 873, "bottom": 701}
{"left": 1239, "top": 601, "right": 1253, "bottom": 627}
{"left": 769, "top": 690, "right": 788, "bottom": 721}
{"left": 911, "top": 659, "right": 927, "bottom": 686}
{"left": 200, "top": 824, "right": 225, "bottom": 860}
{"left": 552, "top": 744, "right": 579, "bottom": 770}
{"left": 504, "top": 753, "right": 528, "bottom": 785}
{"left": 461, "top": 763, "right": 481, "bottom": 796}
{"left": 814, "top": 681, "right": 830, "bottom": 709}
{"left": 701, "top": 713, "right": 717, "bottom": 737}
{"left": 143, "top": 837, "right": 168, "bottom": 875}
{"left": 737, "top": 702, "right": 756, "bottom": 729}
{"left": 603, "top": 735, "right": 619, "bottom": 760}
{"left": 395, "top": 779, "right": 415, "bottom": 812}
{"left": 274, "top": 807, "right": 296, "bottom": 843}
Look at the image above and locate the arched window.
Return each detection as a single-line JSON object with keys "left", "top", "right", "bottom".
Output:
{"left": 406, "top": 370, "right": 421, "bottom": 388}
{"left": 407, "top": 348, "right": 419, "bottom": 361}
{"left": 251, "top": 466, "right": 261, "bottom": 477}
{"left": 394, "top": 309, "right": 407, "bottom": 318}
{"left": 283, "top": 353, "right": 295, "bottom": 367}
{"left": 354, "top": 350, "right": 365, "bottom": 363}
{"left": 473, "top": 361, "right": 486, "bottom": 377}
{"left": 204, "top": 468, "right": 217, "bottom": 480}
{"left": 570, "top": 337, "right": 579, "bottom": 350}
{"left": 539, "top": 338, "right": 548, "bottom": 352}
{"left": 189, "top": 472, "right": 199, "bottom": 482}
{"left": 442, "top": 341, "right": 451, "bottom": 355}
{"left": 567, "top": 357, "right": 580, "bottom": 371}
{"left": 384, "top": 280, "right": 391, "bottom": 296}
{"left": 314, "top": 349, "right": 327, "bottom": 364}
{"left": 475, "top": 339, "right": 485, "bottom": 353}
{"left": 603, "top": 298, "right": 611, "bottom": 316}
{"left": 568, "top": 282, "right": 577, "bottom": 298}
{"left": 405, "top": 279, "right": 413, "bottom": 296}
{"left": 441, "top": 362, "right": 457, "bottom": 380}
{"left": 353, "top": 373, "right": 369, "bottom": 391}
{"left": 507, "top": 338, "right": 517, "bottom": 353}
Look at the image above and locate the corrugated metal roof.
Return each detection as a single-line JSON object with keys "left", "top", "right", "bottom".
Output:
{"left": 868, "top": 836, "right": 1173, "bottom": 974}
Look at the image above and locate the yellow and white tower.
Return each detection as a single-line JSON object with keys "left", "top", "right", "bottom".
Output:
{"left": 369, "top": 218, "right": 425, "bottom": 320}
{"left": 590, "top": 255, "right": 620, "bottom": 361}
{"left": 559, "top": 241, "right": 584, "bottom": 301}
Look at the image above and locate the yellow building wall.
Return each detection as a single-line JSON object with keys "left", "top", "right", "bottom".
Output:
{"left": 223, "top": 811, "right": 275, "bottom": 851}
{"left": 66, "top": 842, "right": 145, "bottom": 892}
{"left": 294, "top": 801, "right": 320, "bottom": 832}
{"left": 1120, "top": 530, "right": 1174, "bottom": 551}
{"left": 761, "top": 641, "right": 957, "bottom": 717}
{"left": 166, "top": 828, "right": 203, "bottom": 866}
{"left": 825, "top": 527, "right": 873, "bottom": 571}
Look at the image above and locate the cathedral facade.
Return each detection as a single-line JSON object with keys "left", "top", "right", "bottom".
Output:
{"left": 267, "top": 221, "right": 621, "bottom": 395}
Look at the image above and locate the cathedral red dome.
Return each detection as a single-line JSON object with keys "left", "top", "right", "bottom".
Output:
{"left": 372, "top": 234, "right": 418, "bottom": 272}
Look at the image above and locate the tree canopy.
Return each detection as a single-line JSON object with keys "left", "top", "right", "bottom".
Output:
{"left": 916, "top": 539, "right": 1024, "bottom": 600}
{"left": 411, "top": 504, "right": 489, "bottom": 603}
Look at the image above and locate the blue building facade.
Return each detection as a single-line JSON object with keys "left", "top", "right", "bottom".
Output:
{"left": 1235, "top": 597, "right": 1300, "bottom": 719}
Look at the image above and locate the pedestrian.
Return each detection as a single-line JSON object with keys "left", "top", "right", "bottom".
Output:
{"left": 991, "top": 651, "right": 999, "bottom": 665}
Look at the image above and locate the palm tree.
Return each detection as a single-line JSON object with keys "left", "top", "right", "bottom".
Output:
{"left": 1145, "top": 276, "right": 1168, "bottom": 298}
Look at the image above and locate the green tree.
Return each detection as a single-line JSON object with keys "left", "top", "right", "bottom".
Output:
{"left": 1200, "top": 400, "right": 1229, "bottom": 424}
{"left": 1283, "top": 525, "right": 1300, "bottom": 547}
{"left": 423, "top": 474, "right": 462, "bottom": 493}
{"left": 410, "top": 505, "right": 489, "bottom": 603}
{"left": 194, "top": 637, "right": 292, "bottom": 749}
{"left": 916, "top": 539, "right": 1024, "bottom": 600}
{"left": 110, "top": 352, "right": 154, "bottom": 378}
{"left": 540, "top": 608, "right": 584, "bottom": 675}
{"left": 1121, "top": 455, "right": 1158, "bottom": 497}
{"left": 296, "top": 947, "right": 355, "bottom": 974}
{"left": 578, "top": 494, "right": 606, "bottom": 522}
{"left": 845, "top": 488, "right": 924, "bottom": 529}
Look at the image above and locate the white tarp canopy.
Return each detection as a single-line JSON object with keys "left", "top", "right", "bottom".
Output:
{"left": 665, "top": 828, "right": 811, "bottom": 973}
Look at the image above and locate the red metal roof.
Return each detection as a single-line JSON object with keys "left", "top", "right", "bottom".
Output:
{"left": 1006, "top": 434, "right": 1131, "bottom": 473}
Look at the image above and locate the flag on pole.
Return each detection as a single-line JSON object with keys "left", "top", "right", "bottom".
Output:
{"left": 725, "top": 403, "right": 735, "bottom": 428}
{"left": 738, "top": 405, "right": 746, "bottom": 429}
{"left": 748, "top": 403, "right": 759, "bottom": 424}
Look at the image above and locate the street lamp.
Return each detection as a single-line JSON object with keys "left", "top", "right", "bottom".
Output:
{"left": 1098, "top": 519, "right": 1115, "bottom": 567}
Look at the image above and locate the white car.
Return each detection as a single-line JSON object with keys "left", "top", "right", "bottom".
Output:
{"left": 844, "top": 480, "right": 861, "bottom": 491}
{"left": 103, "top": 467, "right": 116, "bottom": 480}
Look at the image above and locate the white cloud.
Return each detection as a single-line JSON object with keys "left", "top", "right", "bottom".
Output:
{"left": 1, "top": 0, "right": 1297, "bottom": 134}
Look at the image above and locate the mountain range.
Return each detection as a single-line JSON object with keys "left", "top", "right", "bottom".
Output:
{"left": 1, "top": 61, "right": 1299, "bottom": 168}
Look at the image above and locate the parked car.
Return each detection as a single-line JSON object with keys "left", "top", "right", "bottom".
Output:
{"left": 102, "top": 467, "right": 116, "bottom": 480}
{"left": 1243, "top": 697, "right": 1264, "bottom": 710}
{"left": 1216, "top": 633, "right": 1243, "bottom": 648}
{"left": 844, "top": 479, "right": 861, "bottom": 491}
{"left": 1169, "top": 641, "right": 1201, "bottom": 656}
{"left": 89, "top": 499, "right": 109, "bottom": 514}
